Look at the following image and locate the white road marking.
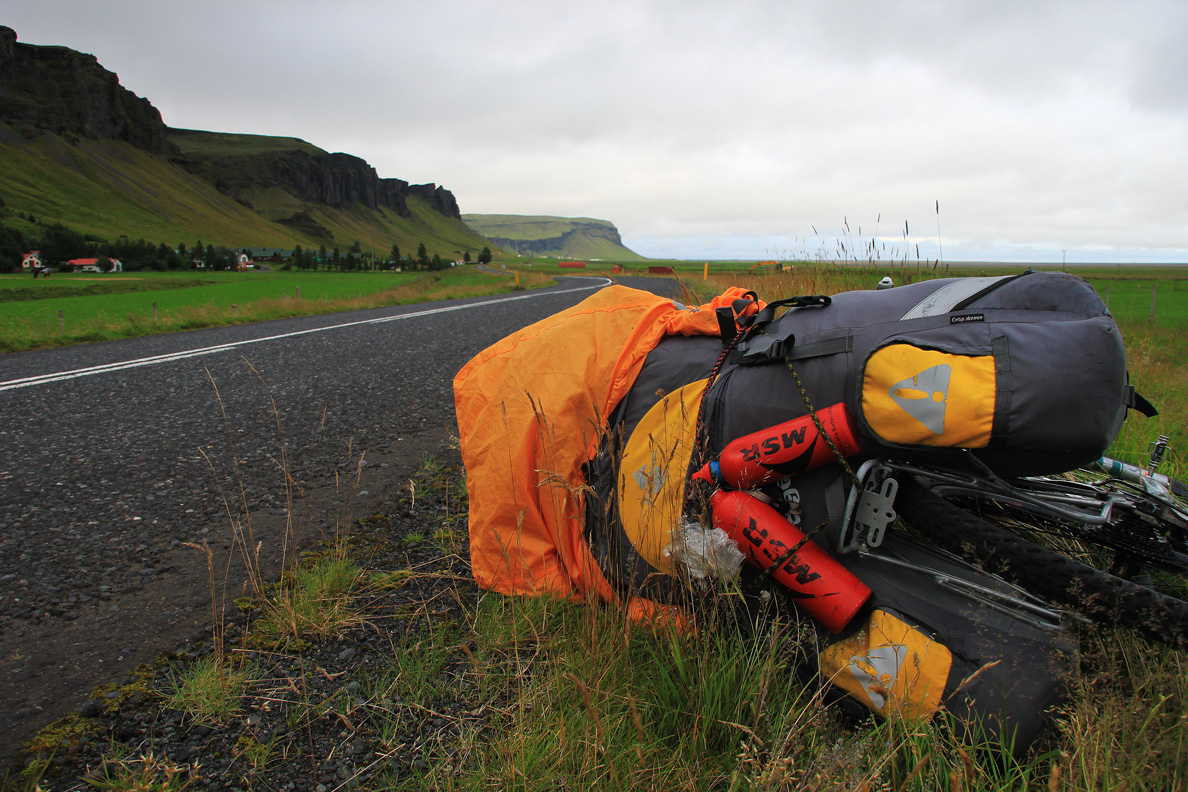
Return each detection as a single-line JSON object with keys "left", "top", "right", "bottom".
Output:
{"left": 0, "top": 278, "right": 612, "bottom": 392}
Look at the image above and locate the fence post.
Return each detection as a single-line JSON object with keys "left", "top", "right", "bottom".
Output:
{"left": 1149, "top": 286, "right": 1157, "bottom": 323}
{"left": 232, "top": 304, "right": 239, "bottom": 317}
{"left": 296, "top": 286, "right": 300, "bottom": 300}
{"left": 59, "top": 309, "right": 64, "bottom": 332}
{"left": 153, "top": 302, "right": 158, "bottom": 323}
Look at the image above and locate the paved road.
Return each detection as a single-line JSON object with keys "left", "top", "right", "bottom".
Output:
{"left": 0, "top": 274, "right": 681, "bottom": 759}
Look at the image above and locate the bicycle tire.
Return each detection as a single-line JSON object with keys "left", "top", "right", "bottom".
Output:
{"left": 895, "top": 476, "right": 1188, "bottom": 651}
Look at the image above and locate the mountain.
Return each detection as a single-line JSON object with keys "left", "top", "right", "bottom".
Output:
{"left": 461, "top": 214, "right": 642, "bottom": 260}
{"left": 0, "top": 26, "right": 489, "bottom": 255}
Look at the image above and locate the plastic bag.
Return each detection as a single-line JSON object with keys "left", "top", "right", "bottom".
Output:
{"left": 666, "top": 520, "right": 746, "bottom": 581}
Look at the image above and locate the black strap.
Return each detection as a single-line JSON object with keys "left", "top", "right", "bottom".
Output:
{"left": 990, "top": 335, "right": 1013, "bottom": 445}
{"left": 732, "top": 294, "right": 835, "bottom": 364}
{"left": 1127, "top": 386, "right": 1159, "bottom": 417}
{"left": 715, "top": 306, "right": 737, "bottom": 346}
{"left": 715, "top": 291, "right": 762, "bottom": 347}
{"left": 744, "top": 294, "right": 831, "bottom": 332}
{"left": 785, "top": 335, "right": 853, "bottom": 361}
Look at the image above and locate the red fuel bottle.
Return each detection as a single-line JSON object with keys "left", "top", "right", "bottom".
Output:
{"left": 692, "top": 403, "right": 860, "bottom": 490}
{"left": 710, "top": 488, "right": 870, "bottom": 633}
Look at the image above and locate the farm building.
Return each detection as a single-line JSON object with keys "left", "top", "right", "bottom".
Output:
{"left": 66, "top": 257, "right": 124, "bottom": 272}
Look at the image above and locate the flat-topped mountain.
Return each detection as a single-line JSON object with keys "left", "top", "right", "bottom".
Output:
{"left": 462, "top": 214, "right": 641, "bottom": 260}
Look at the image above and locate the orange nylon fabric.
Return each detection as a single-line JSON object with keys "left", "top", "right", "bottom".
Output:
{"left": 453, "top": 284, "right": 758, "bottom": 604}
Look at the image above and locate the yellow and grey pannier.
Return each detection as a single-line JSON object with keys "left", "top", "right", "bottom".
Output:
{"left": 723, "top": 269, "right": 1136, "bottom": 474}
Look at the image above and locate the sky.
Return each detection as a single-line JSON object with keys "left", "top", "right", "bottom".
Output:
{"left": 5, "top": 0, "right": 1187, "bottom": 263}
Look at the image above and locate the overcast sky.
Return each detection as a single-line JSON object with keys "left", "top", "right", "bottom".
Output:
{"left": 6, "top": 0, "right": 1187, "bottom": 262}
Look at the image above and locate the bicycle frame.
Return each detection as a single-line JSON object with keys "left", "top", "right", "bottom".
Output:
{"left": 835, "top": 453, "right": 1188, "bottom": 558}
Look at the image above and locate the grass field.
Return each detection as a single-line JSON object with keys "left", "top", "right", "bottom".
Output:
{"left": 0, "top": 267, "right": 549, "bottom": 352}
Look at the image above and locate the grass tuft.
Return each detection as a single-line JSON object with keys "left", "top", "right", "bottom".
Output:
{"left": 251, "top": 549, "right": 363, "bottom": 647}
{"left": 82, "top": 752, "right": 200, "bottom": 791}
{"left": 161, "top": 654, "right": 256, "bottom": 727}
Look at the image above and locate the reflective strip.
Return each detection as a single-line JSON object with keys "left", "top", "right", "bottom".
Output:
{"left": 900, "top": 276, "right": 1011, "bottom": 320}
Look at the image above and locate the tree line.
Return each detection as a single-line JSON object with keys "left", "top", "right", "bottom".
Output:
{"left": 0, "top": 215, "right": 493, "bottom": 273}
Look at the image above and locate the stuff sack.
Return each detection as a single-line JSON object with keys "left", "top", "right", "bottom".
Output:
{"left": 719, "top": 270, "right": 1135, "bottom": 476}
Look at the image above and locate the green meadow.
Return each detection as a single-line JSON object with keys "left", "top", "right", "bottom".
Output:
{"left": 0, "top": 267, "right": 551, "bottom": 352}
{"left": 4, "top": 261, "right": 1188, "bottom": 354}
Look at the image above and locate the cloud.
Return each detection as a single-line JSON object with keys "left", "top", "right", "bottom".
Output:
{"left": 5, "top": 0, "right": 1186, "bottom": 261}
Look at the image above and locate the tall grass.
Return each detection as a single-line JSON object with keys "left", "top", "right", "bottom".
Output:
{"left": 389, "top": 579, "right": 1187, "bottom": 791}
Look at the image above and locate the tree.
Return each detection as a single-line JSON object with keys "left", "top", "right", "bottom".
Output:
{"left": 0, "top": 225, "right": 28, "bottom": 272}
{"left": 205, "top": 244, "right": 221, "bottom": 270}
{"left": 415, "top": 243, "right": 430, "bottom": 270}
{"left": 390, "top": 242, "right": 400, "bottom": 265}
{"left": 478, "top": 246, "right": 493, "bottom": 265}
{"left": 38, "top": 223, "right": 89, "bottom": 267}
{"left": 157, "top": 242, "right": 183, "bottom": 270}
{"left": 463, "top": 250, "right": 471, "bottom": 264}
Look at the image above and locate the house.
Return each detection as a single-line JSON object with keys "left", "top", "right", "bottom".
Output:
{"left": 21, "top": 251, "right": 41, "bottom": 270}
{"left": 247, "top": 247, "right": 291, "bottom": 262}
{"left": 66, "top": 257, "right": 123, "bottom": 273}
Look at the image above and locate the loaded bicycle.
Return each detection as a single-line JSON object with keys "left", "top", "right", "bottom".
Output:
{"left": 836, "top": 438, "right": 1188, "bottom": 650}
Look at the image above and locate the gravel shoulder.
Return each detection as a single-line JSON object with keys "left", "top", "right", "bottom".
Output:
{"left": 8, "top": 439, "right": 480, "bottom": 790}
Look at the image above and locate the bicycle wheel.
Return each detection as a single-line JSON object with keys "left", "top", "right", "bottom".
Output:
{"left": 895, "top": 476, "right": 1188, "bottom": 651}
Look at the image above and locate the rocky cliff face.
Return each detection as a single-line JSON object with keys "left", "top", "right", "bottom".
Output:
{"left": 0, "top": 27, "right": 464, "bottom": 224}
{"left": 408, "top": 183, "right": 461, "bottom": 220}
{"left": 0, "top": 26, "right": 168, "bottom": 155}
{"left": 167, "top": 131, "right": 462, "bottom": 220}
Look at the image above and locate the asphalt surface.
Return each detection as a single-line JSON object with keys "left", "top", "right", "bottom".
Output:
{"left": 0, "top": 274, "right": 682, "bottom": 761}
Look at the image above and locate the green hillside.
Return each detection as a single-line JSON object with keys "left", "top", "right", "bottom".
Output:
{"left": 462, "top": 214, "right": 641, "bottom": 260}
{"left": 0, "top": 26, "right": 498, "bottom": 263}
{"left": 0, "top": 123, "right": 490, "bottom": 257}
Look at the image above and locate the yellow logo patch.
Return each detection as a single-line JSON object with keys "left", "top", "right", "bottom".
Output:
{"left": 862, "top": 345, "right": 995, "bottom": 447}
{"left": 616, "top": 380, "right": 708, "bottom": 574}
{"left": 819, "top": 609, "right": 953, "bottom": 720}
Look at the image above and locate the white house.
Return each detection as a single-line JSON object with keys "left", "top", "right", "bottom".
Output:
{"left": 21, "top": 251, "right": 41, "bottom": 270}
{"left": 66, "top": 257, "right": 123, "bottom": 272}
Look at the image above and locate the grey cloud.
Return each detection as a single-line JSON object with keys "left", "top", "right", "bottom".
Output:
{"left": 3, "top": 0, "right": 1186, "bottom": 261}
